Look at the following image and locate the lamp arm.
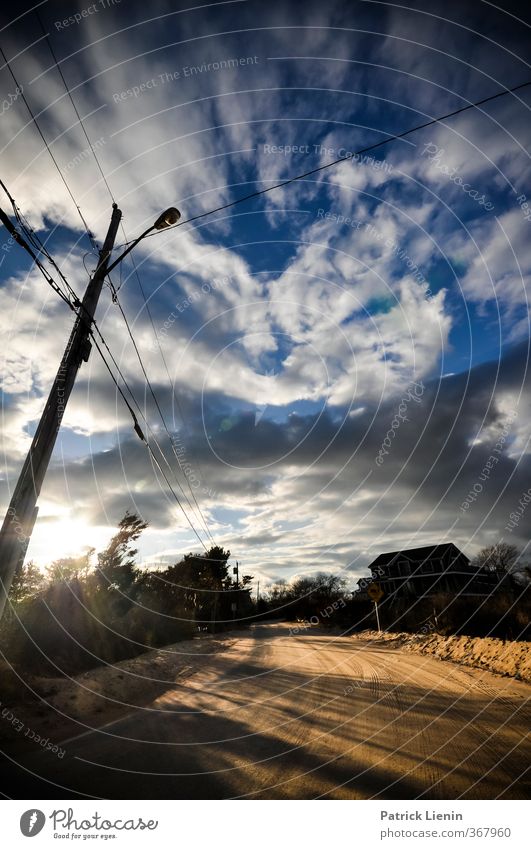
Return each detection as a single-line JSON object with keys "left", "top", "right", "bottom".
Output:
{"left": 105, "top": 225, "right": 154, "bottom": 275}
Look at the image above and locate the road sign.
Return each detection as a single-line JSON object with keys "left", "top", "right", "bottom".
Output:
{"left": 367, "top": 582, "right": 384, "bottom": 602}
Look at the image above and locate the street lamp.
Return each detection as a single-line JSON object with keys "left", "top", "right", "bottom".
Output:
{"left": 106, "top": 206, "right": 181, "bottom": 274}
{"left": 153, "top": 207, "right": 181, "bottom": 229}
{"left": 0, "top": 203, "right": 181, "bottom": 620}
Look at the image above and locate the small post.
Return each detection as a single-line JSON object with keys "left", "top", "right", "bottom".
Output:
{"left": 374, "top": 600, "right": 381, "bottom": 632}
{"left": 232, "top": 562, "right": 239, "bottom": 619}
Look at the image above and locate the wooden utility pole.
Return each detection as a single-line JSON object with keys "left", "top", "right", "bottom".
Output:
{"left": 0, "top": 204, "right": 122, "bottom": 620}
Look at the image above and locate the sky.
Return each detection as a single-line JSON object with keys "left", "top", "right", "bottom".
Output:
{"left": 0, "top": 0, "right": 530, "bottom": 590}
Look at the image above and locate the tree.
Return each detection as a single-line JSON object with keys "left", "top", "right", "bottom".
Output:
{"left": 167, "top": 546, "right": 232, "bottom": 625}
{"left": 45, "top": 549, "right": 94, "bottom": 584}
{"left": 472, "top": 543, "right": 519, "bottom": 573}
{"left": 262, "top": 572, "right": 348, "bottom": 620}
{"left": 8, "top": 561, "right": 45, "bottom": 604}
{"left": 96, "top": 512, "right": 148, "bottom": 596}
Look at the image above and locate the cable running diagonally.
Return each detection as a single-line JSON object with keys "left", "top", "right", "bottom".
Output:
{"left": 0, "top": 42, "right": 97, "bottom": 250}
{"left": 113, "top": 79, "right": 531, "bottom": 247}
{"left": 30, "top": 22, "right": 217, "bottom": 547}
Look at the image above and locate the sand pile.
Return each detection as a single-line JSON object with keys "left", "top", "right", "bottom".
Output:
{"left": 355, "top": 630, "right": 531, "bottom": 681}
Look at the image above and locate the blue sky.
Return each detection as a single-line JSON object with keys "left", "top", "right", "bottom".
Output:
{"left": 1, "top": 0, "right": 530, "bottom": 588}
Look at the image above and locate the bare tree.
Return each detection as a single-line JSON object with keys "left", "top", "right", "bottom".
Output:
{"left": 472, "top": 542, "right": 519, "bottom": 573}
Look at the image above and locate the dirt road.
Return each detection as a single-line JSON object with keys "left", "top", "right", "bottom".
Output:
{"left": 1, "top": 623, "right": 529, "bottom": 799}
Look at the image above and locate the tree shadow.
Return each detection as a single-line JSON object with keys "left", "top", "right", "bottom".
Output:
{"left": 1, "top": 646, "right": 529, "bottom": 800}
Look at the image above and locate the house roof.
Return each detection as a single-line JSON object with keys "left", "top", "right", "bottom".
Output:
{"left": 368, "top": 543, "right": 469, "bottom": 570}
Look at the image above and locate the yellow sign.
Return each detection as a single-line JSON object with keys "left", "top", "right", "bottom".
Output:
{"left": 367, "top": 582, "right": 384, "bottom": 602}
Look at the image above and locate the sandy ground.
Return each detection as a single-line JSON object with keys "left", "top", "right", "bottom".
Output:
{"left": 2, "top": 626, "right": 529, "bottom": 761}
{"left": 353, "top": 630, "right": 531, "bottom": 682}
{"left": 1, "top": 623, "right": 530, "bottom": 799}
{"left": 0, "top": 633, "right": 236, "bottom": 755}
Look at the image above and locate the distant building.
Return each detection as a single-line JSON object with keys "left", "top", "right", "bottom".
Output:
{"left": 357, "top": 543, "right": 509, "bottom": 600}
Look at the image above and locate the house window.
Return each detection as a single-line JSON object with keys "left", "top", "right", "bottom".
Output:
{"left": 398, "top": 559, "right": 410, "bottom": 575}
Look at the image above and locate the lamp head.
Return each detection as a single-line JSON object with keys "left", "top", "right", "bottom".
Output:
{"left": 153, "top": 207, "right": 181, "bottom": 230}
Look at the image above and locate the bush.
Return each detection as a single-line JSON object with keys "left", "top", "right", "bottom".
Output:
{"left": 2, "top": 516, "right": 243, "bottom": 678}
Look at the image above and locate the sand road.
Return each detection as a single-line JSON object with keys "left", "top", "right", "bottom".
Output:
{"left": 1, "top": 623, "right": 529, "bottom": 799}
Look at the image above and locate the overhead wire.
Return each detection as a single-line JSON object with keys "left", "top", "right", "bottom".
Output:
{"left": 0, "top": 200, "right": 75, "bottom": 312}
{"left": 5, "top": 12, "right": 215, "bottom": 550}
{"left": 2, "top": 13, "right": 213, "bottom": 551}
{"left": 0, "top": 42, "right": 97, "bottom": 251}
{"left": 35, "top": 11, "right": 117, "bottom": 205}
{"left": 112, "top": 78, "right": 531, "bottom": 248}
{"left": 35, "top": 12, "right": 217, "bottom": 546}
{"left": 0, "top": 177, "right": 79, "bottom": 305}
{"left": 0, "top": 182, "right": 211, "bottom": 552}
{"left": 0, "top": 52, "right": 215, "bottom": 556}
{"left": 110, "top": 284, "right": 216, "bottom": 545}
{"left": 88, "top": 330, "right": 209, "bottom": 552}
{"left": 11, "top": 20, "right": 531, "bottom": 558}
{"left": 112, "top": 239, "right": 216, "bottom": 538}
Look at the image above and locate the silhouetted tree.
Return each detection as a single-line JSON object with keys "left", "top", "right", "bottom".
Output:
{"left": 263, "top": 572, "right": 348, "bottom": 620}
{"left": 96, "top": 512, "right": 148, "bottom": 597}
{"left": 168, "top": 546, "right": 232, "bottom": 624}
{"left": 472, "top": 542, "right": 519, "bottom": 573}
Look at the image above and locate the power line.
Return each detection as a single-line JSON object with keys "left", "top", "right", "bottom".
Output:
{"left": 20, "top": 27, "right": 525, "bottom": 558}
{"left": 1, "top": 39, "right": 218, "bottom": 562}
{"left": 0, "top": 200, "right": 75, "bottom": 312}
{"left": 0, "top": 42, "right": 97, "bottom": 251}
{"left": 114, "top": 78, "right": 531, "bottom": 247}
{"left": 35, "top": 21, "right": 218, "bottom": 546}
{"left": 137, "top": 270, "right": 216, "bottom": 541}
{"left": 0, "top": 185, "right": 211, "bottom": 551}
{"left": 88, "top": 330, "right": 145, "bottom": 440}
{"left": 68, "top": 300, "right": 211, "bottom": 552}
{"left": 35, "top": 11, "right": 117, "bottom": 204}
{"left": 110, "top": 285, "right": 216, "bottom": 545}
{"left": 0, "top": 178, "right": 77, "bottom": 305}
{"left": 111, "top": 242, "right": 217, "bottom": 546}
{"left": 89, "top": 329, "right": 209, "bottom": 552}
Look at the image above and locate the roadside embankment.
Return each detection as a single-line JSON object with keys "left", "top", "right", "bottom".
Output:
{"left": 354, "top": 630, "right": 531, "bottom": 682}
{"left": 0, "top": 633, "right": 236, "bottom": 754}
